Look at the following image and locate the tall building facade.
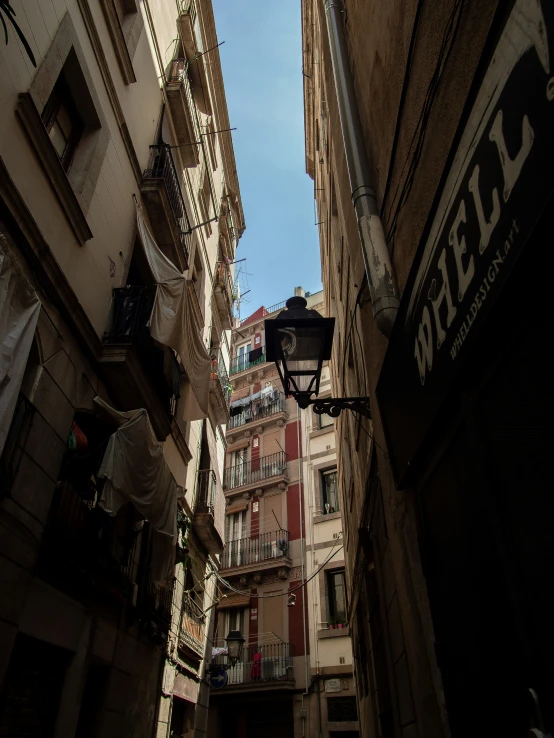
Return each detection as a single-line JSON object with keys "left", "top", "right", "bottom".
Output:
{"left": 302, "top": 1, "right": 554, "bottom": 737}
{"left": 0, "top": 0, "right": 243, "bottom": 736}
{"left": 207, "top": 287, "right": 359, "bottom": 738}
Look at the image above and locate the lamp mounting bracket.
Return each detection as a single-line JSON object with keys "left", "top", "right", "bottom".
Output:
{"left": 310, "top": 396, "right": 371, "bottom": 419}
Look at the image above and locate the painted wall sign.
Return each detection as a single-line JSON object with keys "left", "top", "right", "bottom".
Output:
{"left": 376, "top": 0, "right": 554, "bottom": 485}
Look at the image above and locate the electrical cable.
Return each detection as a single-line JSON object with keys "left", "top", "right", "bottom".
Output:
{"left": 212, "top": 542, "right": 344, "bottom": 600}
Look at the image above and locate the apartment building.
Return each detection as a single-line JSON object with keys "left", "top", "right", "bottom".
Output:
{"left": 206, "top": 288, "right": 358, "bottom": 738}
{"left": 301, "top": 360, "right": 359, "bottom": 738}
{"left": 0, "top": 0, "right": 243, "bottom": 736}
{"left": 302, "top": 1, "right": 554, "bottom": 737}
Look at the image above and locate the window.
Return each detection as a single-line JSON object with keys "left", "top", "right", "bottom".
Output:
{"left": 226, "top": 607, "right": 244, "bottom": 635}
{"left": 327, "top": 570, "right": 347, "bottom": 624}
{"left": 206, "top": 119, "right": 218, "bottom": 170}
{"left": 318, "top": 412, "right": 334, "bottom": 430}
{"left": 322, "top": 468, "right": 339, "bottom": 512}
{"left": 198, "top": 169, "right": 213, "bottom": 236}
{"left": 327, "top": 696, "right": 358, "bottom": 722}
{"left": 42, "top": 75, "right": 83, "bottom": 171}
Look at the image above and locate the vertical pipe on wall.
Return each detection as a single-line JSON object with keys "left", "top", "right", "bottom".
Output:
{"left": 323, "top": 0, "right": 400, "bottom": 337}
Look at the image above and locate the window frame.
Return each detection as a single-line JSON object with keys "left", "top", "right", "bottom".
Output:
{"left": 42, "top": 75, "right": 84, "bottom": 172}
{"left": 321, "top": 468, "right": 339, "bottom": 513}
{"left": 327, "top": 568, "right": 347, "bottom": 624}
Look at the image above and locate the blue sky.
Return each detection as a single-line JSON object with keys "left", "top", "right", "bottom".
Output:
{"left": 212, "top": 0, "right": 322, "bottom": 318}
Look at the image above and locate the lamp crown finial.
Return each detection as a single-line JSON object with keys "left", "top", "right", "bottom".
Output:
{"left": 285, "top": 296, "right": 307, "bottom": 309}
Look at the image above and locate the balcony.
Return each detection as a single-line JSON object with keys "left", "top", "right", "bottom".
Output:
{"left": 166, "top": 59, "right": 200, "bottom": 167}
{"left": 223, "top": 452, "right": 288, "bottom": 498}
{"left": 239, "top": 300, "right": 287, "bottom": 328}
{"left": 177, "top": 0, "right": 211, "bottom": 114}
{"left": 100, "top": 286, "right": 178, "bottom": 440}
{"left": 229, "top": 345, "right": 267, "bottom": 376}
{"left": 36, "top": 480, "right": 140, "bottom": 605}
{"left": 141, "top": 144, "right": 191, "bottom": 272}
{"left": 192, "top": 469, "right": 225, "bottom": 554}
{"left": 213, "top": 262, "right": 234, "bottom": 329}
{"left": 220, "top": 529, "right": 290, "bottom": 576}
{"left": 210, "top": 350, "right": 231, "bottom": 426}
{"left": 179, "top": 594, "right": 205, "bottom": 659}
{"left": 211, "top": 643, "right": 295, "bottom": 693}
{"left": 227, "top": 392, "right": 287, "bottom": 440}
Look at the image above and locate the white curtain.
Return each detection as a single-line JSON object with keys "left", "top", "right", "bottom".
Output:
{"left": 95, "top": 396, "right": 182, "bottom": 583}
{"left": 0, "top": 235, "right": 41, "bottom": 456}
{"left": 135, "top": 202, "right": 211, "bottom": 420}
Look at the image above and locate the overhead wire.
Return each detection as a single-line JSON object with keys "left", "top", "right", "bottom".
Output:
{"left": 211, "top": 542, "right": 344, "bottom": 601}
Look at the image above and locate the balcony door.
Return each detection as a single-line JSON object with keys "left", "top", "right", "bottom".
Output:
{"left": 231, "top": 447, "right": 247, "bottom": 487}
{"left": 237, "top": 343, "right": 248, "bottom": 372}
{"left": 226, "top": 509, "right": 246, "bottom": 567}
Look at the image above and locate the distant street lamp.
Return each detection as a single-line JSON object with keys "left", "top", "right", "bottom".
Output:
{"left": 265, "top": 296, "right": 371, "bottom": 419}
{"left": 225, "top": 630, "right": 245, "bottom": 667}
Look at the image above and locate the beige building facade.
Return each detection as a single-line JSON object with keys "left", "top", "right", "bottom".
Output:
{"left": 0, "top": 0, "right": 244, "bottom": 736}
{"left": 206, "top": 288, "right": 359, "bottom": 738}
{"left": 303, "top": 1, "right": 554, "bottom": 738}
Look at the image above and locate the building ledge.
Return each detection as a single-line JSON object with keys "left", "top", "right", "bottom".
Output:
{"left": 313, "top": 511, "right": 342, "bottom": 524}
{"left": 327, "top": 722, "right": 360, "bottom": 732}
{"left": 317, "top": 626, "right": 350, "bottom": 639}
{"left": 309, "top": 426, "right": 335, "bottom": 440}
{"left": 223, "top": 473, "right": 288, "bottom": 500}
{"left": 209, "top": 679, "right": 296, "bottom": 696}
{"left": 219, "top": 556, "right": 292, "bottom": 579}
{"left": 226, "top": 410, "right": 288, "bottom": 440}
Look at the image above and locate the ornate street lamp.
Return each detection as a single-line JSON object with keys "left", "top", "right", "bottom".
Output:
{"left": 225, "top": 630, "right": 245, "bottom": 667}
{"left": 265, "top": 296, "right": 371, "bottom": 419}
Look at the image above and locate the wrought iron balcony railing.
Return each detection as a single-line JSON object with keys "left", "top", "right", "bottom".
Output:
{"left": 223, "top": 452, "right": 287, "bottom": 491}
{"left": 229, "top": 392, "right": 286, "bottom": 430}
{"left": 179, "top": 593, "right": 205, "bottom": 657}
{"left": 38, "top": 480, "right": 140, "bottom": 599}
{"left": 222, "top": 529, "right": 289, "bottom": 569}
{"left": 210, "top": 348, "right": 231, "bottom": 409}
{"left": 229, "top": 345, "right": 266, "bottom": 375}
{"left": 239, "top": 300, "right": 287, "bottom": 326}
{"left": 143, "top": 143, "right": 191, "bottom": 255}
{"left": 212, "top": 642, "right": 294, "bottom": 685}
{"left": 104, "top": 286, "right": 179, "bottom": 415}
{"left": 195, "top": 469, "right": 217, "bottom": 515}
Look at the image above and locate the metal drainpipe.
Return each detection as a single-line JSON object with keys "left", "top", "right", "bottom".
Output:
{"left": 323, "top": 0, "right": 400, "bottom": 337}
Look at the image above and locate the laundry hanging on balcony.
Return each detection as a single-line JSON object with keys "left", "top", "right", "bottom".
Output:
{"left": 135, "top": 202, "right": 211, "bottom": 420}
{"left": 94, "top": 396, "right": 183, "bottom": 583}
{"left": 0, "top": 235, "right": 41, "bottom": 456}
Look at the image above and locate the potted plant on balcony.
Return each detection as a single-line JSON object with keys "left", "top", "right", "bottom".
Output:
{"left": 328, "top": 617, "right": 337, "bottom": 630}
{"left": 277, "top": 538, "right": 288, "bottom": 554}
{"left": 337, "top": 620, "right": 345, "bottom": 630}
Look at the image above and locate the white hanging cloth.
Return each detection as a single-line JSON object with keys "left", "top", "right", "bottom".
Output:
{"left": 94, "top": 396, "right": 182, "bottom": 583}
{"left": 0, "top": 235, "right": 41, "bottom": 456}
{"left": 135, "top": 202, "right": 211, "bottom": 421}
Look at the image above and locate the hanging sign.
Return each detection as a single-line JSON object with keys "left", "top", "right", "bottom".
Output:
{"left": 376, "top": 0, "right": 554, "bottom": 486}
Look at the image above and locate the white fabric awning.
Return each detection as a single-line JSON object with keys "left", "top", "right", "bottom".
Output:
{"left": 135, "top": 203, "right": 211, "bottom": 421}
{"left": 95, "top": 396, "right": 183, "bottom": 583}
{"left": 0, "top": 235, "right": 41, "bottom": 456}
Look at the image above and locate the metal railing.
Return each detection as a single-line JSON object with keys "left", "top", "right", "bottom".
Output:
{"left": 222, "top": 529, "right": 289, "bottom": 569}
{"left": 210, "top": 348, "right": 231, "bottom": 408}
{"left": 212, "top": 642, "right": 294, "bottom": 685}
{"left": 239, "top": 300, "right": 286, "bottom": 326}
{"left": 223, "top": 452, "right": 287, "bottom": 490}
{"left": 195, "top": 469, "right": 217, "bottom": 514}
{"left": 229, "top": 392, "right": 286, "bottom": 430}
{"left": 180, "top": 594, "right": 205, "bottom": 656}
{"left": 38, "top": 481, "right": 140, "bottom": 599}
{"left": 229, "top": 345, "right": 266, "bottom": 375}
{"left": 105, "top": 286, "right": 178, "bottom": 415}
{"left": 143, "top": 144, "right": 191, "bottom": 251}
